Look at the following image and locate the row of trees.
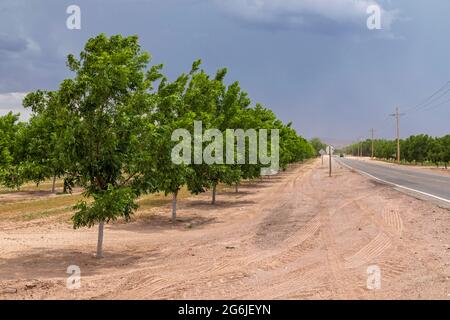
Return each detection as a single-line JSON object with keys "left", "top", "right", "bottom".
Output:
{"left": 344, "top": 134, "right": 450, "bottom": 168}
{"left": 309, "top": 138, "right": 327, "bottom": 156}
{"left": 0, "top": 34, "right": 315, "bottom": 257}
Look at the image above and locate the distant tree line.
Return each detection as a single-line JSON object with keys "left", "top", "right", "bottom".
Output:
{"left": 309, "top": 138, "right": 327, "bottom": 156}
{"left": 344, "top": 134, "right": 450, "bottom": 168}
{"left": 0, "top": 34, "right": 315, "bottom": 257}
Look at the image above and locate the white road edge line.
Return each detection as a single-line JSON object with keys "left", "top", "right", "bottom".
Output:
{"left": 336, "top": 158, "right": 450, "bottom": 204}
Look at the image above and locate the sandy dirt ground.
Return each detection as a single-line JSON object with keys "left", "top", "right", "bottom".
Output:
{"left": 0, "top": 159, "right": 449, "bottom": 299}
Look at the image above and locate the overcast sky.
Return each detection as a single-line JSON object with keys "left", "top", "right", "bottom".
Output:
{"left": 1, "top": 0, "right": 449, "bottom": 145}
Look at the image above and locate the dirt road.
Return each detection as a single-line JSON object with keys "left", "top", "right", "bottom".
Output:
{"left": 1, "top": 159, "right": 449, "bottom": 299}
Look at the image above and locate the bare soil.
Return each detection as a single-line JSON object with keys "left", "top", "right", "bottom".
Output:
{"left": 1, "top": 159, "right": 449, "bottom": 299}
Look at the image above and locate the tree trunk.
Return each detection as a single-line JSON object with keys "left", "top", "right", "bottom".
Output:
{"left": 235, "top": 182, "right": 239, "bottom": 193}
{"left": 51, "top": 174, "right": 57, "bottom": 194}
{"left": 172, "top": 190, "right": 178, "bottom": 222}
{"left": 211, "top": 183, "right": 216, "bottom": 205}
{"left": 96, "top": 220, "right": 105, "bottom": 258}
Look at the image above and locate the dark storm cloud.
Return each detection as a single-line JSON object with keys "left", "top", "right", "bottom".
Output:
{"left": 214, "top": 0, "right": 398, "bottom": 34}
{"left": 0, "top": 0, "right": 449, "bottom": 140}
{"left": 0, "top": 34, "right": 28, "bottom": 52}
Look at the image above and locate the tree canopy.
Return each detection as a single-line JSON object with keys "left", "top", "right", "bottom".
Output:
{"left": 0, "top": 34, "right": 315, "bottom": 257}
{"left": 344, "top": 135, "right": 450, "bottom": 168}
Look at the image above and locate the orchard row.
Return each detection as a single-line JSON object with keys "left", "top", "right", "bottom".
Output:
{"left": 0, "top": 34, "right": 315, "bottom": 257}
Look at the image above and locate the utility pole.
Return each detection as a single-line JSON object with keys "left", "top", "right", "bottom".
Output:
{"left": 370, "top": 128, "right": 375, "bottom": 159}
{"left": 390, "top": 107, "right": 405, "bottom": 163}
{"left": 360, "top": 139, "right": 363, "bottom": 157}
{"left": 357, "top": 140, "right": 360, "bottom": 157}
{"left": 359, "top": 138, "right": 363, "bottom": 157}
{"left": 328, "top": 145, "right": 332, "bottom": 177}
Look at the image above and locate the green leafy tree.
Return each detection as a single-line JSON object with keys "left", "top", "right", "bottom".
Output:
{"left": 151, "top": 62, "right": 200, "bottom": 221}
{"left": 18, "top": 33, "right": 317, "bottom": 255}
{"left": 279, "top": 123, "right": 314, "bottom": 169}
{"left": 0, "top": 112, "right": 24, "bottom": 189}
{"left": 310, "top": 138, "right": 327, "bottom": 156}
{"left": 183, "top": 66, "right": 241, "bottom": 204}
{"left": 439, "top": 135, "right": 450, "bottom": 169}
{"left": 16, "top": 91, "right": 69, "bottom": 192}
{"left": 403, "top": 134, "right": 431, "bottom": 165}
{"left": 34, "top": 34, "right": 163, "bottom": 258}
{"left": 428, "top": 137, "right": 444, "bottom": 167}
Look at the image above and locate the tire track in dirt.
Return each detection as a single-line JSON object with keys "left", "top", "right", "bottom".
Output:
{"left": 344, "top": 232, "right": 392, "bottom": 268}
{"left": 338, "top": 165, "right": 446, "bottom": 290}
{"left": 382, "top": 207, "right": 404, "bottom": 236}
{"left": 336, "top": 178, "right": 403, "bottom": 284}
{"left": 249, "top": 261, "right": 331, "bottom": 299}
{"left": 313, "top": 163, "right": 382, "bottom": 296}
{"left": 91, "top": 161, "right": 450, "bottom": 299}
{"left": 377, "top": 258, "right": 409, "bottom": 281}
{"left": 264, "top": 162, "right": 355, "bottom": 296}
{"left": 5, "top": 158, "right": 449, "bottom": 299}
{"left": 319, "top": 208, "right": 352, "bottom": 295}
{"left": 99, "top": 161, "right": 407, "bottom": 299}
{"left": 103, "top": 165, "right": 313, "bottom": 298}
{"left": 253, "top": 224, "right": 321, "bottom": 272}
{"left": 163, "top": 163, "right": 325, "bottom": 299}
{"left": 251, "top": 163, "right": 322, "bottom": 261}
{"left": 253, "top": 164, "right": 317, "bottom": 249}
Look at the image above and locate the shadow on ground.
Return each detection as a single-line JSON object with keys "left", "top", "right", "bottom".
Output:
{"left": 0, "top": 248, "right": 152, "bottom": 280}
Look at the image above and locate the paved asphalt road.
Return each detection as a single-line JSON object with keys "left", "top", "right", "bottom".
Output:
{"left": 336, "top": 157, "right": 450, "bottom": 205}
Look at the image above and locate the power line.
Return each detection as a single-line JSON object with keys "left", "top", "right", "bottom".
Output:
{"left": 350, "top": 81, "right": 450, "bottom": 148}
{"left": 403, "top": 80, "right": 450, "bottom": 114}
{"left": 408, "top": 87, "right": 450, "bottom": 115}
{"left": 418, "top": 96, "right": 450, "bottom": 112}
